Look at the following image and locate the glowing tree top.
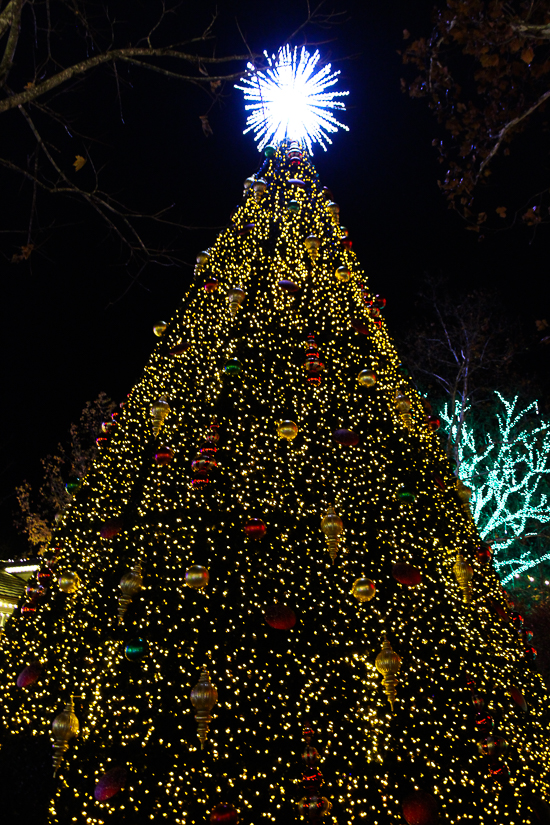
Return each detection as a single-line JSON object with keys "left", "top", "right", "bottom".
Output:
{"left": 236, "top": 45, "right": 349, "bottom": 152}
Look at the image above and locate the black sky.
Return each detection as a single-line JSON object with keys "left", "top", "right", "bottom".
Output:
{"left": 1, "top": 0, "right": 549, "bottom": 556}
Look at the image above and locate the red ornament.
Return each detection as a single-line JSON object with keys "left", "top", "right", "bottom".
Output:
{"left": 210, "top": 803, "right": 240, "bottom": 825}
{"left": 341, "top": 238, "right": 352, "bottom": 250}
{"left": 350, "top": 318, "right": 370, "bottom": 336}
{"left": 332, "top": 429, "right": 360, "bottom": 446}
{"left": 278, "top": 279, "right": 300, "bottom": 293}
{"left": 474, "top": 712, "right": 494, "bottom": 734}
{"left": 16, "top": 661, "right": 43, "bottom": 688}
{"left": 427, "top": 416, "right": 440, "bottom": 432}
{"left": 204, "top": 277, "right": 219, "bottom": 293}
{"left": 402, "top": 791, "right": 439, "bottom": 825}
{"left": 392, "top": 562, "right": 422, "bottom": 587}
{"left": 37, "top": 568, "right": 52, "bottom": 586}
{"left": 170, "top": 341, "right": 190, "bottom": 355}
{"left": 302, "top": 767, "right": 323, "bottom": 789}
{"left": 243, "top": 518, "right": 267, "bottom": 540}
{"left": 100, "top": 517, "right": 124, "bottom": 539}
{"left": 476, "top": 544, "right": 492, "bottom": 565}
{"left": 155, "top": 446, "right": 174, "bottom": 466}
{"left": 94, "top": 767, "right": 128, "bottom": 801}
{"left": 96, "top": 436, "right": 109, "bottom": 449}
{"left": 264, "top": 604, "right": 296, "bottom": 630}
{"left": 489, "top": 762, "right": 510, "bottom": 781}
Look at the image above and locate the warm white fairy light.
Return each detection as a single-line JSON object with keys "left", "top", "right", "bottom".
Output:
{"left": 236, "top": 45, "right": 349, "bottom": 152}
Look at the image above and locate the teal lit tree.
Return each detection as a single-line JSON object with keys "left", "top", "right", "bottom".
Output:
{"left": 0, "top": 46, "right": 549, "bottom": 825}
{"left": 439, "top": 393, "right": 550, "bottom": 590}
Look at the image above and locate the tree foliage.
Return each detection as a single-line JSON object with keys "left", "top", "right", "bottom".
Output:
{"left": 15, "top": 392, "right": 117, "bottom": 552}
{"left": 403, "top": 0, "right": 550, "bottom": 233}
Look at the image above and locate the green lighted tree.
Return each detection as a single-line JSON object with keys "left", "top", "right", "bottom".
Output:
{"left": 439, "top": 393, "right": 550, "bottom": 589}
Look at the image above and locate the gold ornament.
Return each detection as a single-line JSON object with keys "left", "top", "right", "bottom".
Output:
{"left": 118, "top": 561, "right": 143, "bottom": 622}
{"left": 276, "top": 420, "right": 298, "bottom": 441}
{"left": 304, "top": 235, "right": 321, "bottom": 259}
{"left": 253, "top": 179, "right": 267, "bottom": 202}
{"left": 457, "top": 480, "right": 473, "bottom": 515}
{"left": 326, "top": 201, "right": 340, "bottom": 222}
{"left": 453, "top": 553, "right": 474, "bottom": 604}
{"left": 357, "top": 369, "right": 377, "bottom": 387}
{"left": 395, "top": 390, "right": 411, "bottom": 414}
{"left": 196, "top": 250, "right": 210, "bottom": 268}
{"left": 190, "top": 668, "right": 218, "bottom": 749}
{"left": 320, "top": 505, "right": 343, "bottom": 564}
{"left": 57, "top": 571, "right": 80, "bottom": 594}
{"left": 243, "top": 176, "right": 255, "bottom": 194}
{"left": 150, "top": 397, "right": 170, "bottom": 437}
{"left": 153, "top": 321, "right": 167, "bottom": 337}
{"left": 185, "top": 565, "right": 210, "bottom": 589}
{"left": 52, "top": 695, "right": 80, "bottom": 776}
{"left": 226, "top": 287, "right": 246, "bottom": 317}
{"left": 335, "top": 265, "right": 351, "bottom": 283}
{"left": 352, "top": 577, "right": 376, "bottom": 603}
{"left": 375, "top": 637, "right": 401, "bottom": 710}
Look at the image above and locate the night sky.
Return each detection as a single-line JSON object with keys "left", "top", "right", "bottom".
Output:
{"left": 1, "top": 0, "right": 549, "bottom": 557}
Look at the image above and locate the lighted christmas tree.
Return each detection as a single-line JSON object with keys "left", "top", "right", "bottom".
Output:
{"left": 1, "top": 45, "right": 550, "bottom": 825}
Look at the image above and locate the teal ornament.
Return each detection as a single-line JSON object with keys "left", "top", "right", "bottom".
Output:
{"left": 287, "top": 199, "right": 300, "bottom": 213}
{"left": 397, "top": 489, "right": 416, "bottom": 504}
{"left": 224, "top": 358, "right": 242, "bottom": 375}
{"left": 65, "top": 477, "right": 82, "bottom": 495}
{"left": 264, "top": 145, "right": 276, "bottom": 158}
{"left": 124, "top": 638, "right": 148, "bottom": 662}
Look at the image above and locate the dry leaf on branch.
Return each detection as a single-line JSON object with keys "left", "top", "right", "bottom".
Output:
{"left": 73, "top": 155, "right": 86, "bottom": 171}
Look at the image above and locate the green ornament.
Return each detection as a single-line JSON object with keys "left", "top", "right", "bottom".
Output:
{"left": 124, "top": 638, "right": 148, "bottom": 662}
{"left": 397, "top": 364, "right": 409, "bottom": 377}
{"left": 264, "top": 145, "right": 276, "bottom": 158}
{"left": 224, "top": 358, "right": 242, "bottom": 375}
{"left": 65, "top": 477, "right": 82, "bottom": 495}
{"left": 397, "top": 489, "right": 416, "bottom": 504}
{"left": 287, "top": 199, "right": 300, "bottom": 213}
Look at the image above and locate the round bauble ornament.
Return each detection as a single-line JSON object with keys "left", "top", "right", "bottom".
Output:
{"left": 204, "top": 277, "right": 219, "bottom": 293}
{"left": 16, "top": 661, "right": 43, "bottom": 688}
{"left": 170, "top": 341, "right": 191, "bottom": 355}
{"left": 510, "top": 611, "right": 524, "bottom": 629}
{"left": 94, "top": 766, "right": 128, "bottom": 801}
{"left": 301, "top": 746, "right": 319, "bottom": 766}
{"left": 21, "top": 604, "right": 36, "bottom": 615}
{"left": 357, "top": 369, "right": 376, "bottom": 387}
{"left": 304, "top": 235, "right": 321, "bottom": 252}
{"left": 264, "top": 144, "right": 276, "bottom": 158}
{"left": 326, "top": 201, "right": 340, "bottom": 219}
{"left": 264, "top": 604, "right": 296, "bottom": 630}
{"left": 224, "top": 358, "right": 242, "bottom": 375}
{"left": 298, "top": 796, "right": 331, "bottom": 818}
{"left": 65, "top": 477, "right": 82, "bottom": 495}
{"left": 351, "top": 578, "right": 376, "bottom": 603}
{"left": 96, "top": 435, "right": 108, "bottom": 449}
{"left": 277, "top": 420, "right": 299, "bottom": 440}
{"left": 124, "top": 638, "right": 148, "bottom": 662}
{"left": 155, "top": 445, "right": 174, "bottom": 466}
{"left": 253, "top": 179, "right": 267, "bottom": 197}
{"left": 237, "top": 223, "right": 255, "bottom": 236}
{"left": 474, "top": 712, "right": 494, "bottom": 735}
{"left": 475, "top": 544, "right": 492, "bottom": 565}
{"left": 509, "top": 685, "right": 528, "bottom": 712}
{"left": 392, "top": 562, "right": 422, "bottom": 587}
{"left": 350, "top": 318, "right": 370, "bottom": 336}
{"left": 153, "top": 321, "right": 167, "bottom": 337}
{"left": 478, "top": 735, "right": 508, "bottom": 758}
{"left": 243, "top": 518, "right": 267, "bottom": 540}
{"left": 101, "top": 420, "right": 115, "bottom": 435}
{"left": 302, "top": 767, "right": 324, "bottom": 790}
{"left": 287, "top": 199, "right": 300, "bottom": 213}
{"left": 210, "top": 803, "right": 240, "bottom": 825}
{"left": 100, "top": 517, "right": 124, "bottom": 539}
{"left": 278, "top": 279, "right": 300, "bottom": 293}
{"left": 335, "top": 265, "right": 351, "bottom": 283}
{"left": 332, "top": 428, "right": 360, "bottom": 446}
{"left": 522, "top": 628, "right": 534, "bottom": 644}
{"left": 58, "top": 571, "right": 80, "bottom": 594}
{"left": 472, "top": 693, "right": 485, "bottom": 710}
{"left": 525, "top": 645, "right": 537, "bottom": 661}
{"left": 401, "top": 791, "right": 439, "bottom": 825}
{"left": 196, "top": 250, "right": 210, "bottom": 267}
{"left": 397, "top": 489, "right": 416, "bottom": 504}
{"left": 25, "top": 584, "right": 45, "bottom": 602}
{"left": 289, "top": 178, "right": 307, "bottom": 188}
{"left": 185, "top": 565, "right": 210, "bottom": 590}
{"left": 243, "top": 176, "right": 255, "bottom": 191}
{"left": 37, "top": 568, "right": 53, "bottom": 586}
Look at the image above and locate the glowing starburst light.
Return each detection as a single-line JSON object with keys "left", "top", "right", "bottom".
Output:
{"left": 236, "top": 45, "right": 349, "bottom": 153}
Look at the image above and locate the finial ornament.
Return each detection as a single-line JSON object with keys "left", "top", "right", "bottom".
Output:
{"left": 236, "top": 45, "right": 349, "bottom": 153}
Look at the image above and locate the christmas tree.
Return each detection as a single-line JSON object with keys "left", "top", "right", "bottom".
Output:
{"left": 1, "top": 45, "right": 549, "bottom": 825}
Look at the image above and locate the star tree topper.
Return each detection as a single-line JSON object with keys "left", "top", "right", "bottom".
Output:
{"left": 236, "top": 45, "right": 349, "bottom": 153}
